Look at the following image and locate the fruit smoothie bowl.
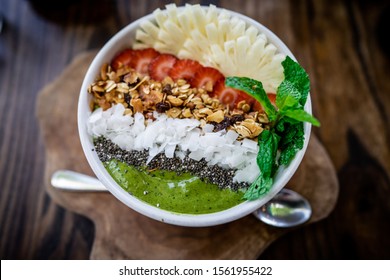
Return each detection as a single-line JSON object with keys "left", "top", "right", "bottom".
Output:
{"left": 78, "top": 4, "right": 319, "bottom": 227}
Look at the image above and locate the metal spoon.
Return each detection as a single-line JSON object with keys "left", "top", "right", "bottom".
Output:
{"left": 51, "top": 170, "right": 312, "bottom": 227}
{"left": 252, "top": 188, "right": 312, "bottom": 227}
{"left": 51, "top": 170, "right": 107, "bottom": 191}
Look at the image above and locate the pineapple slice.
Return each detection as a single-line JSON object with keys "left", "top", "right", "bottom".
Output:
{"left": 133, "top": 4, "right": 285, "bottom": 92}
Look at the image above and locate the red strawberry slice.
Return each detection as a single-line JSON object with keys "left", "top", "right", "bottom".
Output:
{"left": 252, "top": 93, "right": 277, "bottom": 111}
{"left": 212, "top": 78, "right": 254, "bottom": 109}
{"left": 190, "top": 67, "right": 224, "bottom": 90}
{"left": 111, "top": 48, "right": 160, "bottom": 74}
{"left": 148, "top": 54, "right": 178, "bottom": 81}
{"left": 111, "top": 48, "right": 134, "bottom": 70}
{"left": 268, "top": 93, "right": 276, "bottom": 104}
{"left": 168, "top": 59, "right": 203, "bottom": 82}
{"left": 129, "top": 48, "right": 160, "bottom": 75}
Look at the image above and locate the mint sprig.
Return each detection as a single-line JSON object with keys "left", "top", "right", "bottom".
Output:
{"left": 226, "top": 56, "right": 320, "bottom": 201}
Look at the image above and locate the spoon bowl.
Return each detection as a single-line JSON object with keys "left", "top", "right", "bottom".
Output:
{"left": 252, "top": 188, "right": 312, "bottom": 227}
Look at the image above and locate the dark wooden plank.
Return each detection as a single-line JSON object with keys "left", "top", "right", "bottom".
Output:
{"left": 0, "top": 0, "right": 98, "bottom": 260}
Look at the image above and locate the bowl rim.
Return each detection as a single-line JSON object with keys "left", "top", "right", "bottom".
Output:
{"left": 77, "top": 5, "right": 312, "bottom": 227}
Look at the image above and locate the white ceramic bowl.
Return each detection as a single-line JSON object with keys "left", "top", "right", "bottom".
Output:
{"left": 78, "top": 6, "right": 312, "bottom": 227}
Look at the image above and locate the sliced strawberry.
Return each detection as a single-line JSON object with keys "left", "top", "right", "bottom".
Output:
{"left": 212, "top": 78, "right": 253, "bottom": 109}
{"left": 111, "top": 48, "right": 134, "bottom": 70}
{"left": 252, "top": 93, "right": 277, "bottom": 111}
{"left": 148, "top": 54, "right": 178, "bottom": 81}
{"left": 190, "top": 67, "right": 224, "bottom": 90}
{"left": 129, "top": 48, "right": 160, "bottom": 75}
{"left": 111, "top": 48, "right": 160, "bottom": 74}
{"left": 268, "top": 93, "right": 276, "bottom": 104}
{"left": 168, "top": 59, "right": 203, "bottom": 82}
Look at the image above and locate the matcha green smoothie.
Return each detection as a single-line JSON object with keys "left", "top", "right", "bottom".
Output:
{"left": 105, "top": 159, "right": 245, "bottom": 214}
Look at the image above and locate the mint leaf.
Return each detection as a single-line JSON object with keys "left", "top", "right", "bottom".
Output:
{"left": 257, "top": 130, "right": 280, "bottom": 178}
{"left": 275, "top": 116, "right": 300, "bottom": 133}
{"left": 278, "top": 121, "right": 304, "bottom": 148}
{"left": 277, "top": 78, "right": 320, "bottom": 126}
{"left": 244, "top": 130, "right": 280, "bottom": 201}
{"left": 276, "top": 80, "right": 301, "bottom": 111}
{"left": 279, "top": 142, "right": 302, "bottom": 165}
{"left": 284, "top": 108, "right": 321, "bottom": 126}
{"left": 278, "top": 122, "right": 304, "bottom": 165}
{"left": 225, "top": 77, "right": 277, "bottom": 121}
{"left": 282, "top": 56, "right": 310, "bottom": 105}
{"left": 243, "top": 175, "right": 273, "bottom": 201}
{"left": 275, "top": 117, "right": 290, "bottom": 133}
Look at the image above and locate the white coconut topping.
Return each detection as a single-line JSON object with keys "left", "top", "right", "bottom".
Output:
{"left": 87, "top": 104, "right": 260, "bottom": 183}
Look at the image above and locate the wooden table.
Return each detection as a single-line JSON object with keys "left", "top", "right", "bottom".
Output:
{"left": 1, "top": 0, "right": 389, "bottom": 259}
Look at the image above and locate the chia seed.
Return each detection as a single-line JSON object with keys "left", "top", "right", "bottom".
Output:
{"left": 93, "top": 136, "right": 249, "bottom": 191}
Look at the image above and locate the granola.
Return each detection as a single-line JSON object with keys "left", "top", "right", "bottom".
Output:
{"left": 88, "top": 63, "right": 269, "bottom": 139}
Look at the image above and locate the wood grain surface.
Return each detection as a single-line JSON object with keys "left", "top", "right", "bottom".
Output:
{"left": 1, "top": 0, "right": 389, "bottom": 259}
{"left": 36, "top": 51, "right": 338, "bottom": 259}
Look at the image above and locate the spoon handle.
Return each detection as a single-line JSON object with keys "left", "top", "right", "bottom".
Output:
{"left": 51, "top": 170, "right": 107, "bottom": 191}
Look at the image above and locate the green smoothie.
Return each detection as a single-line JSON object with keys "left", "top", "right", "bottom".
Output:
{"left": 105, "top": 159, "right": 245, "bottom": 214}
